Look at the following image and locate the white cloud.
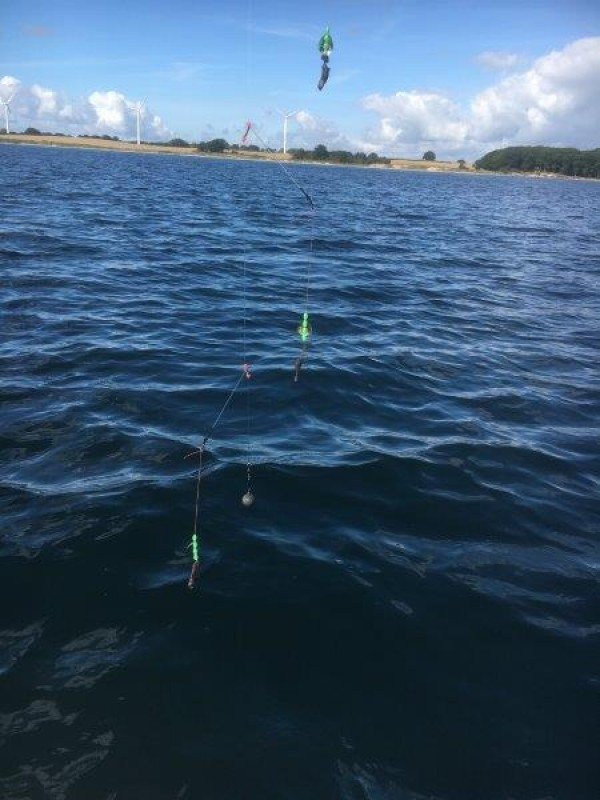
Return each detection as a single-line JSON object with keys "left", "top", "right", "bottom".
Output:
{"left": 246, "top": 109, "right": 354, "bottom": 153}
{"left": 362, "top": 91, "right": 468, "bottom": 152}
{"left": 476, "top": 51, "right": 520, "bottom": 70}
{"left": 295, "top": 110, "right": 317, "bottom": 131}
{"left": 0, "top": 76, "right": 171, "bottom": 140}
{"left": 361, "top": 37, "right": 600, "bottom": 158}
{"left": 470, "top": 37, "right": 600, "bottom": 145}
{"left": 292, "top": 109, "right": 354, "bottom": 150}
{"left": 0, "top": 75, "right": 20, "bottom": 100}
{"left": 31, "top": 84, "right": 59, "bottom": 116}
{"left": 3, "top": 37, "right": 598, "bottom": 158}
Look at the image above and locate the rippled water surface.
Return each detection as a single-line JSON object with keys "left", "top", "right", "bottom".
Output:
{"left": 1, "top": 143, "right": 599, "bottom": 799}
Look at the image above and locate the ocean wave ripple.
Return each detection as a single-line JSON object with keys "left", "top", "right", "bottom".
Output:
{"left": 1, "top": 144, "right": 599, "bottom": 800}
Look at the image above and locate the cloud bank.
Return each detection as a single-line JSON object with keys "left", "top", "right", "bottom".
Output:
{"left": 362, "top": 37, "right": 600, "bottom": 158}
{"left": 0, "top": 76, "right": 170, "bottom": 140}
{"left": 292, "top": 109, "right": 355, "bottom": 150}
{"left": 2, "top": 37, "right": 599, "bottom": 158}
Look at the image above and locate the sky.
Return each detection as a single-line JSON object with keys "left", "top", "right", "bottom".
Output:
{"left": 1, "top": 0, "right": 599, "bottom": 159}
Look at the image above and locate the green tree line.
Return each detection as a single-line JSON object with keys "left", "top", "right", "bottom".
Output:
{"left": 475, "top": 146, "right": 600, "bottom": 178}
{"left": 289, "top": 144, "right": 390, "bottom": 166}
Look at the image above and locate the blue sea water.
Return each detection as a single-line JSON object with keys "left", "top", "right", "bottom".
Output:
{"left": 1, "top": 142, "right": 599, "bottom": 800}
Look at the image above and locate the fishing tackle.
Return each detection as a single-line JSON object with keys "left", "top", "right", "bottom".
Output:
{"left": 241, "top": 123, "right": 316, "bottom": 380}
{"left": 184, "top": 14, "right": 327, "bottom": 590}
{"left": 241, "top": 120, "right": 252, "bottom": 146}
{"left": 293, "top": 354, "right": 305, "bottom": 383}
{"left": 317, "top": 27, "right": 334, "bottom": 91}
{"left": 188, "top": 536, "right": 199, "bottom": 589}
{"left": 185, "top": 118, "right": 318, "bottom": 588}
{"left": 294, "top": 314, "right": 311, "bottom": 382}
{"left": 297, "top": 312, "right": 311, "bottom": 342}
{"left": 186, "top": 370, "right": 245, "bottom": 590}
{"left": 241, "top": 491, "right": 255, "bottom": 507}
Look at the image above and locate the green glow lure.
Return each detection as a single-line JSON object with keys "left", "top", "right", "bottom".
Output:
{"left": 294, "top": 312, "right": 312, "bottom": 381}
{"left": 298, "top": 312, "right": 311, "bottom": 342}
{"left": 188, "top": 532, "right": 199, "bottom": 589}
{"left": 317, "top": 27, "right": 333, "bottom": 90}
{"left": 318, "top": 27, "right": 333, "bottom": 56}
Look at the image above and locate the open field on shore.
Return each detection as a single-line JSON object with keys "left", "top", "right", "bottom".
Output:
{"left": 0, "top": 134, "right": 292, "bottom": 160}
{"left": 390, "top": 157, "right": 474, "bottom": 172}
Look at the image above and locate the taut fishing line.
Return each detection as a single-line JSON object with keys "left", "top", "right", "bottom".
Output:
{"left": 185, "top": 7, "right": 321, "bottom": 590}
{"left": 241, "top": 121, "right": 315, "bottom": 381}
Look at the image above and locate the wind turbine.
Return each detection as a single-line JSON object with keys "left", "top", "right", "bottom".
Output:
{"left": 277, "top": 109, "right": 299, "bottom": 155}
{"left": 1, "top": 92, "right": 16, "bottom": 135}
{"left": 134, "top": 99, "right": 146, "bottom": 145}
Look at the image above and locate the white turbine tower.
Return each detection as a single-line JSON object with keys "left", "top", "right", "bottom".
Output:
{"left": 134, "top": 99, "right": 146, "bottom": 146}
{"left": 277, "top": 109, "right": 299, "bottom": 155}
{"left": 1, "top": 92, "right": 16, "bottom": 135}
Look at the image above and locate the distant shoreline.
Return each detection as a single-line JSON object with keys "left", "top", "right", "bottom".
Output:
{"left": 1, "top": 134, "right": 597, "bottom": 181}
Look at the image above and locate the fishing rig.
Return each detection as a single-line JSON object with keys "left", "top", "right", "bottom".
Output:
{"left": 186, "top": 121, "right": 316, "bottom": 590}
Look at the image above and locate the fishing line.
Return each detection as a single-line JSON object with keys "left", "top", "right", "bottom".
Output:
{"left": 187, "top": 0, "right": 257, "bottom": 591}
{"left": 295, "top": 201, "right": 315, "bottom": 382}
{"left": 243, "top": 0, "right": 254, "bottom": 509}
{"left": 186, "top": 369, "right": 247, "bottom": 589}
{"left": 247, "top": 125, "right": 314, "bottom": 209}
{"left": 242, "top": 122, "right": 316, "bottom": 381}
{"left": 240, "top": 211, "right": 254, "bottom": 510}
{"left": 186, "top": 6, "right": 320, "bottom": 590}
